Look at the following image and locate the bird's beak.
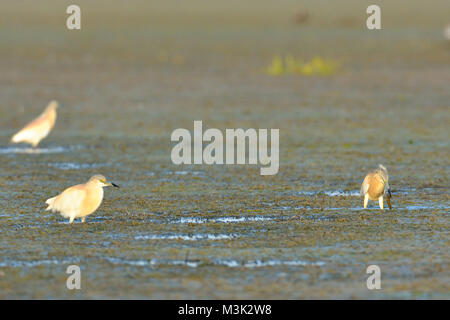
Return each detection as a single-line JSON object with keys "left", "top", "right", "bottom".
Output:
{"left": 106, "top": 182, "right": 120, "bottom": 188}
{"left": 387, "top": 189, "right": 392, "bottom": 210}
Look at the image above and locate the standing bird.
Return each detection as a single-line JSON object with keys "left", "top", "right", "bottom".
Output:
{"left": 11, "top": 100, "right": 59, "bottom": 148}
{"left": 45, "top": 175, "right": 119, "bottom": 223}
{"left": 360, "top": 164, "right": 392, "bottom": 210}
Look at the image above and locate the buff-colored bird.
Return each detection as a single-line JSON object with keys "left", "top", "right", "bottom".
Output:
{"left": 45, "top": 175, "right": 119, "bottom": 223}
{"left": 360, "top": 164, "right": 392, "bottom": 210}
{"left": 445, "top": 24, "right": 450, "bottom": 41}
{"left": 11, "top": 100, "right": 59, "bottom": 148}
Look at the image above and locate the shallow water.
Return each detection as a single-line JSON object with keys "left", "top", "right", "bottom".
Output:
{"left": 0, "top": 146, "right": 69, "bottom": 154}
{"left": 171, "top": 215, "right": 277, "bottom": 224}
{"left": 134, "top": 233, "right": 241, "bottom": 241}
{"left": 48, "top": 162, "right": 107, "bottom": 170}
{"left": 104, "top": 257, "right": 326, "bottom": 269}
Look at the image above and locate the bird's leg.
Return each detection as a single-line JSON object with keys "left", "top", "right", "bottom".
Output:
{"left": 69, "top": 216, "right": 74, "bottom": 224}
{"left": 81, "top": 217, "right": 85, "bottom": 223}
{"left": 378, "top": 196, "right": 384, "bottom": 210}
{"left": 364, "top": 194, "right": 369, "bottom": 209}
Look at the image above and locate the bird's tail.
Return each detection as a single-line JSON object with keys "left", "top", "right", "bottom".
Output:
{"left": 45, "top": 197, "right": 56, "bottom": 211}
{"left": 11, "top": 129, "right": 34, "bottom": 145}
{"left": 11, "top": 131, "right": 23, "bottom": 144}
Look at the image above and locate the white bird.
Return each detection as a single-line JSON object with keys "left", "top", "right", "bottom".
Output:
{"left": 45, "top": 175, "right": 119, "bottom": 223}
{"left": 11, "top": 100, "right": 59, "bottom": 148}
{"left": 445, "top": 24, "right": 450, "bottom": 41}
{"left": 360, "top": 164, "right": 392, "bottom": 210}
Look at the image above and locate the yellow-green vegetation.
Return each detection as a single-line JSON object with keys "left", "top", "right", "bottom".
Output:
{"left": 265, "top": 55, "right": 340, "bottom": 76}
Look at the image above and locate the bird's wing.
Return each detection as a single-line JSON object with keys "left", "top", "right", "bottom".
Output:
{"left": 11, "top": 115, "right": 48, "bottom": 142}
{"left": 50, "top": 185, "right": 86, "bottom": 216}
{"left": 360, "top": 175, "right": 370, "bottom": 197}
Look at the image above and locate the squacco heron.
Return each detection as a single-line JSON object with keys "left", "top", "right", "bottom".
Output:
{"left": 11, "top": 101, "right": 58, "bottom": 148}
{"left": 360, "top": 164, "right": 392, "bottom": 210}
{"left": 45, "top": 175, "right": 119, "bottom": 223}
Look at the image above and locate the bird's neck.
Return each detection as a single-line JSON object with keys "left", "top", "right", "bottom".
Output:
{"left": 45, "top": 108, "right": 57, "bottom": 121}
{"left": 87, "top": 181, "right": 103, "bottom": 192}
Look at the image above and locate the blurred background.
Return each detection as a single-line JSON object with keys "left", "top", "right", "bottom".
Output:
{"left": 0, "top": 0, "right": 448, "bottom": 299}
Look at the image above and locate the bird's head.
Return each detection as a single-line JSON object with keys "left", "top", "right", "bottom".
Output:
{"left": 378, "top": 164, "right": 388, "bottom": 176}
{"left": 378, "top": 165, "right": 392, "bottom": 205}
{"left": 380, "top": 174, "right": 391, "bottom": 198}
{"left": 89, "top": 174, "right": 119, "bottom": 188}
{"left": 386, "top": 188, "right": 392, "bottom": 210}
{"left": 46, "top": 100, "right": 59, "bottom": 112}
